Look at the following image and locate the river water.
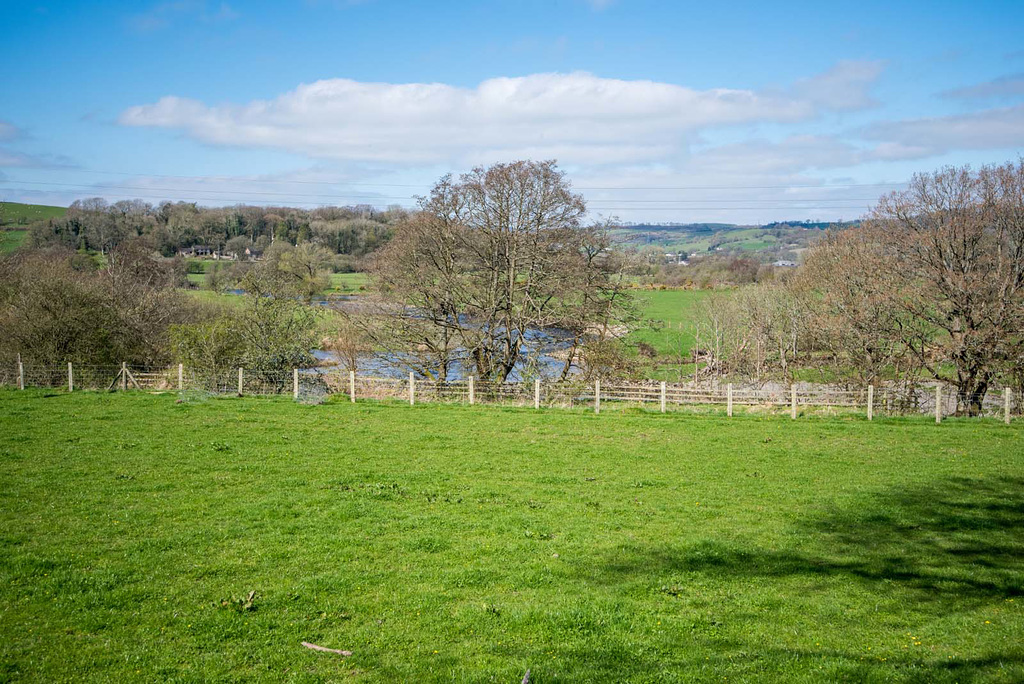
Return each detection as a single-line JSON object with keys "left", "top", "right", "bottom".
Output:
{"left": 224, "top": 290, "right": 580, "bottom": 380}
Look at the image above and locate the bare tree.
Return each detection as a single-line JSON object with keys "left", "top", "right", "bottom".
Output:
{"left": 363, "top": 160, "right": 633, "bottom": 381}
{"left": 800, "top": 229, "right": 923, "bottom": 387}
{"left": 864, "top": 161, "right": 1024, "bottom": 414}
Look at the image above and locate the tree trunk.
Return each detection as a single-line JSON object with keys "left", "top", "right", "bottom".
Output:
{"left": 955, "top": 370, "right": 990, "bottom": 417}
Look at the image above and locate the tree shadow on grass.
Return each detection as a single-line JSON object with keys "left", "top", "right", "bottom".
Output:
{"left": 567, "top": 476, "right": 1024, "bottom": 682}
{"left": 597, "top": 476, "right": 1024, "bottom": 601}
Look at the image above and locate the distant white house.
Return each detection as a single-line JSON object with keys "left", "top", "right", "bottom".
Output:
{"left": 662, "top": 252, "right": 689, "bottom": 265}
{"left": 773, "top": 260, "right": 798, "bottom": 268}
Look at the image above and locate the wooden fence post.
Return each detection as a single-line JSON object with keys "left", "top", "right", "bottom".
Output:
{"left": 17, "top": 355, "right": 23, "bottom": 390}
{"left": 121, "top": 362, "right": 127, "bottom": 391}
{"left": 693, "top": 342, "right": 699, "bottom": 385}
{"left": 595, "top": 379, "right": 601, "bottom": 414}
{"left": 409, "top": 372, "right": 415, "bottom": 406}
{"left": 238, "top": 367, "right": 243, "bottom": 396}
{"left": 534, "top": 379, "right": 540, "bottom": 409}
{"left": 293, "top": 368, "right": 298, "bottom": 399}
{"left": 727, "top": 383, "right": 733, "bottom": 417}
{"left": 349, "top": 370, "right": 356, "bottom": 403}
{"left": 1006, "top": 388, "right": 1012, "bottom": 425}
{"left": 178, "top": 363, "right": 183, "bottom": 391}
{"left": 68, "top": 362, "right": 73, "bottom": 392}
{"left": 867, "top": 385, "right": 874, "bottom": 421}
{"left": 935, "top": 385, "right": 942, "bottom": 424}
{"left": 790, "top": 384, "right": 797, "bottom": 420}
{"left": 469, "top": 376, "right": 475, "bottom": 405}
{"left": 660, "top": 381, "right": 666, "bottom": 413}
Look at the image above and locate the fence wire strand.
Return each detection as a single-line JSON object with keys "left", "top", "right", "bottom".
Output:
{"left": 1, "top": 362, "right": 1020, "bottom": 419}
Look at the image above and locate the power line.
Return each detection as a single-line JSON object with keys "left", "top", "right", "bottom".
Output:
{"left": 5, "top": 179, "right": 418, "bottom": 202}
{"left": 0, "top": 188, "right": 414, "bottom": 209}
{"left": 24, "top": 167, "right": 908, "bottom": 193}
{"left": 70, "top": 169, "right": 432, "bottom": 189}
{"left": 581, "top": 182, "right": 902, "bottom": 191}
{"left": 0, "top": 188, "right": 870, "bottom": 212}
{"left": 2, "top": 178, "right": 882, "bottom": 206}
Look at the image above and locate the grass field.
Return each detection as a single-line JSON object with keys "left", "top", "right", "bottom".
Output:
{"left": 182, "top": 289, "right": 246, "bottom": 307}
{"left": 627, "top": 289, "right": 719, "bottom": 381}
{"left": 0, "top": 201, "right": 66, "bottom": 227}
{"left": 1, "top": 390, "right": 1021, "bottom": 682}
{"left": 183, "top": 262, "right": 368, "bottom": 296}
{"left": 328, "top": 272, "right": 369, "bottom": 294}
{"left": 628, "top": 289, "right": 715, "bottom": 355}
{"left": 0, "top": 229, "right": 28, "bottom": 253}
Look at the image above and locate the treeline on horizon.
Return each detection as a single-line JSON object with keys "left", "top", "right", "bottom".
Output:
{"left": 20, "top": 197, "right": 818, "bottom": 289}
{"left": 25, "top": 198, "right": 409, "bottom": 270}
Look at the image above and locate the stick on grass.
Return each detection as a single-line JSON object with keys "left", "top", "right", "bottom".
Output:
{"left": 301, "top": 642, "right": 352, "bottom": 656}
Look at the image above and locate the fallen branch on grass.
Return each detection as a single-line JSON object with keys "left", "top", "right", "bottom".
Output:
{"left": 301, "top": 641, "right": 352, "bottom": 656}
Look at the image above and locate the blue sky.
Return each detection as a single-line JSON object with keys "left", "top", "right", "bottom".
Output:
{"left": 1, "top": 0, "right": 1023, "bottom": 223}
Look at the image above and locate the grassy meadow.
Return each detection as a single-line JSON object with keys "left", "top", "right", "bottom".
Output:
{"left": 0, "top": 202, "right": 65, "bottom": 227}
{"left": 628, "top": 289, "right": 714, "bottom": 356}
{"left": 0, "top": 230, "right": 28, "bottom": 253}
{"left": 626, "top": 288, "right": 721, "bottom": 380}
{"left": 328, "top": 272, "right": 369, "bottom": 294}
{"left": 182, "top": 260, "right": 368, "bottom": 296}
{"left": 1, "top": 389, "right": 1022, "bottom": 682}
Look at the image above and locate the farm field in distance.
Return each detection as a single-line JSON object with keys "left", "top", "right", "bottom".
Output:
{"left": 182, "top": 260, "right": 369, "bottom": 295}
{"left": 1, "top": 390, "right": 1021, "bottom": 682}
{"left": 0, "top": 201, "right": 66, "bottom": 227}
{"left": 627, "top": 288, "right": 720, "bottom": 380}
{"left": 328, "top": 271, "right": 369, "bottom": 294}
{"left": 0, "top": 230, "right": 28, "bottom": 253}
{"left": 628, "top": 288, "right": 715, "bottom": 356}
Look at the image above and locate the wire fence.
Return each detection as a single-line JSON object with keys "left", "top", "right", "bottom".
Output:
{"left": 1, "top": 361, "right": 1019, "bottom": 422}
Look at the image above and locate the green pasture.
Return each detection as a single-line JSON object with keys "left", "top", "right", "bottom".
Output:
{"left": 1, "top": 390, "right": 1021, "bottom": 681}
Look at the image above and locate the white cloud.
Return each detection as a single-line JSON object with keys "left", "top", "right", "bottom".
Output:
{"left": 0, "top": 149, "right": 47, "bottom": 168}
{"left": 0, "top": 121, "right": 21, "bottom": 142}
{"left": 119, "top": 65, "right": 882, "bottom": 166}
{"left": 860, "top": 105, "right": 1024, "bottom": 157}
{"left": 792, "top": 59, "right": 885, "bottom": 111}
{"left": 941, "top": 73, "right": 1024, "bottom": 101}
{"left": 690, "top": 136, "right": 867, "bottom": 175}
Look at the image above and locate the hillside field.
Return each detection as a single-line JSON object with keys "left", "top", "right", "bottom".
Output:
{"left": 0, "top": 230, "right": 28, "bottom": 253}
{"left": 0, "top": 201, "right": 66, "bottom": 227}
{"left": 628, "top": 288, "right": 715, "bottom": 355}
{"left": 1, "top": 390, "right": 1021, "bottom": 682}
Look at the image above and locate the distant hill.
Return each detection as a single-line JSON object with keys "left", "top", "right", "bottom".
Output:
{"left": 0, "top": 201, "right": 854, "bottom": 261}
{"left": 610, "top": 225, "right": 741, "bottom": 236}
{"left": 0, "top": 201, "right": 67, "bottom": 227}
{"left": 610, "top": 220, "right": 860, "bottom": 260}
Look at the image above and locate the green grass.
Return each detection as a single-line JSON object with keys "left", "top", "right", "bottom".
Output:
{"left": 2, "top": 390, "right": 1022, "bottom": 682}
{"left": 328, "top": 272, "right": 369, "bottom": 294}
{"left": 0, "top": 229, "right": 28, "bottom": 253}
{"left": 181, "top": 289, "right": 246, "bottom": 307}
{"left": 628, "top": 289, "right": 716, "bottom": 357}
{"left": 184, "top": 258, "right": 223, "bottom": 274}
{"left": 184, "top": 265, "right": 367, "bottom": 296}
{"left": 0, "top": 201, "right": 66, "bottom": 227}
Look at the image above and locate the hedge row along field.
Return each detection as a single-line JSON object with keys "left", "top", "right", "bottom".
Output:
{"left": 1, "top": 389, "right": 1022, "bottom": 682}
